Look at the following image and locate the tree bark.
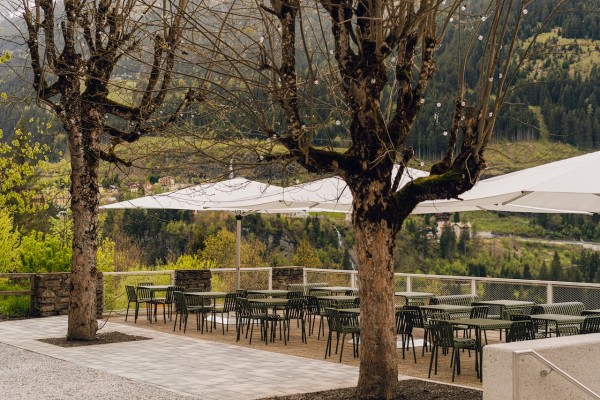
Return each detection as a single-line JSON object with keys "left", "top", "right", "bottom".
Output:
{"left": 353, "top": 201, "right": 398, "bottom": 399}
{"left": 66, "top": 110, "right": 100, "bottom": 340}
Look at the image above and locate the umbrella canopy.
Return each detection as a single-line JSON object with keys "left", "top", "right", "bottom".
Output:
{"left": 101, "top": 177, "right": 285, "bottom": 212}
{"left": 232, "top": 166, "right": 429, "bottom": 214}
{"left": 413, "top": 151, "right": 600, "bottom": 214}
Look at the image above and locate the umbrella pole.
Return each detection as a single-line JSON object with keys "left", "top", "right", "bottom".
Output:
{"left": 236, "top": 214, "right": 242, "bottom": 290}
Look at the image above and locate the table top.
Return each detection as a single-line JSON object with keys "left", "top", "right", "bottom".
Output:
{"left": 310, "top": 286, "right": 354, "bottom": 292}
{"left": 421, "top": 304, "right": 473, "bottom": 312}
{"left": 246, "top": 289, "right": 289, "bottom": 296}
{"left": 530, "top": 314, "right": 586, "bottom": 324}
{"left": 339, "top": 308, "right": 360, "bottom": 314}
{"left": 138, "top": 285, "right": 173, "bottom": 290}
{"left": 186, "top": 291, "right": 227, "bottom": 298}
{"left": 582, "top": 309, "right": 600, "bottom": 315}
{"left": 248, "top": 298, "right": 289, "bottom": 306}
{"left": 394, "top": 291, "right": 434, "bottom": 298}
{"left": 473, "top": 300, "right": 536, "bottom": 307}
{"left": 316, "top": 295, "right": 357, "bottom": 302}
{"left": 449, "top": 318, "right": 514, "bottom": 330}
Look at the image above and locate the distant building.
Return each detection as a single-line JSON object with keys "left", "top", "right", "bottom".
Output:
{"left": 158, "top": 176, "right": 176, "bottom": 190}
{"left": 128, "top": 182, "right": 142, "bottom": 193}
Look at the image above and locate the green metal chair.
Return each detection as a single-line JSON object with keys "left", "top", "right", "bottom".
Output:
{"left": 396, "top": 308, "right": 417, "bottom": 363}
{"left": 510, "top": 314, "right": 546, "bottom": 339}
{"left": 172, "top": 291, "right": 202, "bottom": 333}
{"left": 506, "top": 320, "right": 536, "bottom": 342}
{"left": 403, "top": 305, "right": 430, "bottom": 355}
{"left": 428, "top": 319, "right": 479, "bottom": 382}
{"left": 324, "top": 308, "right": 360, "bottom": 362}
{"left": 580, "top": 315, "right": 600, "bottom": 334}
{"left": 185, "top": 292, "right": 215, "bottom": 333}
{"left": 125, "top": 285, "right": 152, "bottom": 323}
{"left": 284, "top": 298, "right": 307, "bottom": 344}
{"left": 213, "top": 292, "right": 238, "bottom": 334}
{"left": 152, "top": 286, "right": 184, "bottom": 323}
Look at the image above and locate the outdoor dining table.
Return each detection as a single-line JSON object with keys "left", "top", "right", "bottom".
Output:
{"left": 582, "top": 309, "right": 600, "bottom": 315}
{"left": 394, "top": 291, "right": 434, "bottom": 305}
{"left": 185, "top": 291, "right": 227, "bottom": 300}
{"left": 530, "top": 314, "right": 586, "bottom": 337}
{"left": 448, "top": 318, "right": 514, "bottom": 382}
{"left": 310, "top": 286, "right": 354, "bottom": 295}
{"left": 316, "top": 295, "right": 358, "bottom": 308}
{"left": 246, "top": 289, "right": 289, "bottom": 298}
{"left": 420, "top": 304, "right": 472, "bottom": 319}
{"left": 472, "top": 300, "right": 536, "bottom": 319}
{"left": 338, "top": 308, "right": 360, "bottom": 315}
{"left": 248, "top": 297, "right": 289, "bottom": 312}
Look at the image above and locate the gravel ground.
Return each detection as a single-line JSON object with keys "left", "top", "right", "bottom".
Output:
{"left": 0, "top": 343, "right": 197, "bottom": 400}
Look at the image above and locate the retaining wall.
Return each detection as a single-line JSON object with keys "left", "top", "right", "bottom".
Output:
{"left": 483, "top": 333, "right": 600, "bottom": 400}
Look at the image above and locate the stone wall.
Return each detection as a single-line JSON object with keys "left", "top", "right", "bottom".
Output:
{"left": 173, "top": 270, "right": 212, "bottom": 291}
{"left": 31, "top": 272, "right": 103, "bottom": 318}
{"left": 272, "top": 266, "right": 304, "bottom": 290}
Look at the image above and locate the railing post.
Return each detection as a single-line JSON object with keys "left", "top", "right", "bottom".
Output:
{"left": 406, "top": 276, "right": 412, "bottom": 292}
{"left": 303, "top": 268, "right": 307, "bottom": 285}
{"left": 547, "top": 283, "right": 554, "bottom": 303}
{"left": 471, "top": 279, "right": 477, "bottom": 296}
{"left": 268, "top": 268, "right": 273, "bottom": 290}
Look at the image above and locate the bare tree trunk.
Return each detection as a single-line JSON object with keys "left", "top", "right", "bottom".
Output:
{"left": 354, "top": 208, "right": 398, "bottom": 399}
{"left": 66, "top": 114, "right": 100, "bottom": 340}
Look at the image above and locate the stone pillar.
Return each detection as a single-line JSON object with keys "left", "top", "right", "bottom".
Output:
{"left": 173, "top": 270, "right": 212, "bottom": 291}
{"left": 32, "top": 272, "right": 104, "bottom": 318}
{"left": 272, "top": 266, "right": 304, "bottom": 290}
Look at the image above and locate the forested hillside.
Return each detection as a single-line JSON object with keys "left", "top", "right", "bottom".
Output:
{"left": 1, "top": 0, "right": 599, "bottom": 158}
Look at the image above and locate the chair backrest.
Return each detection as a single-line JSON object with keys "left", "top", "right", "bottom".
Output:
{"left": 428, "top": 319, "right": 454, "bottom": 348}
{"left": 285, "top": 298, "right": 306, "bottom": 319}
{"left": 345, "top": 289, "right": 359, "bottom": 296}
{"left": 506, "top": 320, "right": 535, "bottom": 342}
{"left": 137, "top": 286, "right": 153, "bottom": 301}
{"left": 167, "top": 286, "right": 185, "bottom": 303}
{"left": 470, "top": 305, "right": 489, "bottom": 319}
{"left": 236, "top": 297, "right": 251, "bottom": 317}
{"left": 510, "top": 314, "right": 532, "bottom": 322}
{"left": 397, "top": 310, "right": 415, "bottom": 335}
{"left": 403, "top": 305, "right": 425, "bottom": 328}
{"left": 325, "top": 308, "right": 342, "bottom": 332}
{"left": 138, "top": 282, "right": 154, "bottom": 286}
{"left": 286, "top": 290, "right": 304, "bottom": 299}
{"left": 223, "top": 292, "right": 238, "bottom": 312}
{"left": 125, "top": 285, "right": 137, "bottom": 302}
{"left": 173, "top": 291, "right": 187, "bottom": 313}
{"left": 581, "top": 316, "right": 600, "bottom": 334}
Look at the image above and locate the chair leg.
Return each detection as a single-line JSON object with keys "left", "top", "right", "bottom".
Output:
{"left": 340, "top": 332, "right": 347, "bottom": 362}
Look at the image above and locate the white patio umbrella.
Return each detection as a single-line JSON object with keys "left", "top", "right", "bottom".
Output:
{"left": 101, "top": 177, "right": 286, "bottom": 289}
{"left": 413, "top": 151, "right": 600, "bottom": 215}
{"left": 231, "top": 165, "right": 429, "bottom": 214}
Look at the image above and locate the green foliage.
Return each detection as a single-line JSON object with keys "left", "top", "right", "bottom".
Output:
{"left": 0, "top": 129, "right": 49, "bottom": 214}
{"left": 292, "top": 237, "right": 322, "bottom": 268}
{"left": 19, "top": 230, "right": 71, "bottom": 273}
{"left": 0, "top": 208, "right": 20, "bottom": 273}
{"left": 0, "top": 278, "right": 29, "bottom": 317}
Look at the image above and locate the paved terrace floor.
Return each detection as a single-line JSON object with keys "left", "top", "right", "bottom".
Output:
{"left": 0, "top": 316, "right": 366, "bottom": 399}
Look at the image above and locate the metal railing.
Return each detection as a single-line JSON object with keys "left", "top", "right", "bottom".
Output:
{"left": 99, "top": 268, "right": 600, "bottom": 314}
{"left": 512, "top": 349, "right": 600, "bottom": 399}
{"left": 304, "top": 269, "right": 600, "bottom": 309}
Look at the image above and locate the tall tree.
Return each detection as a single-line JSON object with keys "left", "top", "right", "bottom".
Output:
{"left": 181, "top": 0, "right": 571, "bottom": 398}
{"left": 15, "top": 0, "right": 202, "bottom": 340}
